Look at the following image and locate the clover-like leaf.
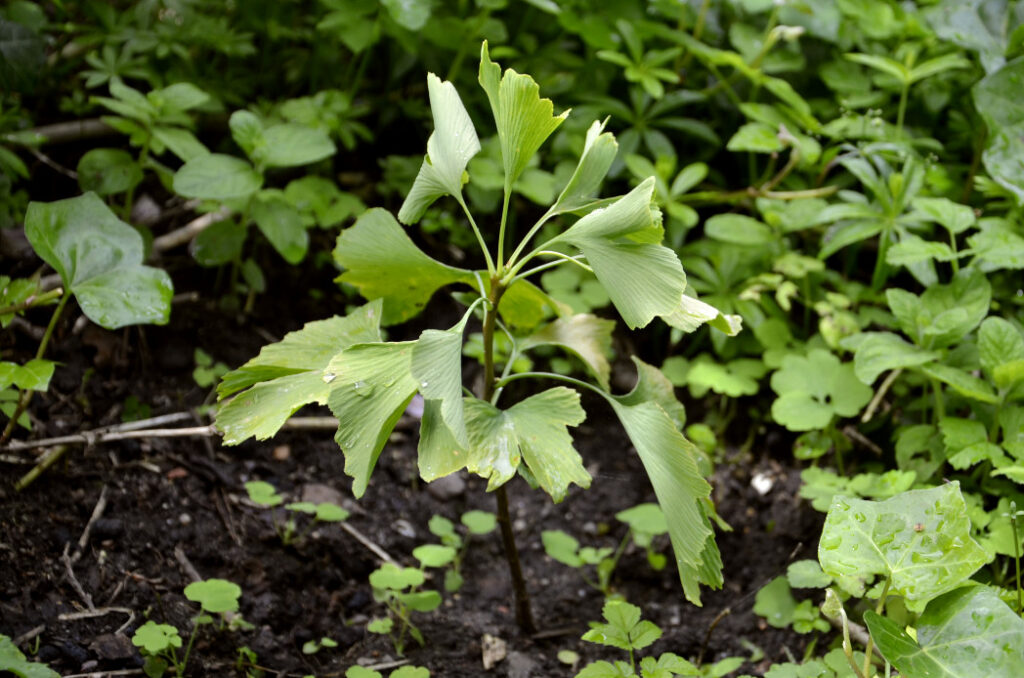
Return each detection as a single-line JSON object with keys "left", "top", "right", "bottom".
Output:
{"left": 24, "top": 193, "right": 173, "bottom": 329}
{"left": 583, "top": 600, "right": 662, "bottom": 652}
{"left": 370, "top": 562, "right": 425, "bottom": 591}
{"left": 478, "top": 41, "right": 569, "bottom": 191}
{"left": 334, "top": 208, "right": 475, "bottom": 324}
{"left": 398, "top": 74, "right": 480, "bottom": 224}
{"left": 216, "top": 301, "right": 383, "bottom": 445}
{"left": 770, "top": 349, "right": 871, "bottom": 431}
{"left": 184, "top": 579, "right": 242, "bottom": 614}
{"left": 818, "top": 483, "right": 989, "bottom": 608}
{"left": 131, "top": 621, "right": 182, "bottom": 655}
{"left": 327, "top": 341, "right": 419, "bottom": 498}
{"left": 865, "top": 584, "right": 1024, "bottom": 678}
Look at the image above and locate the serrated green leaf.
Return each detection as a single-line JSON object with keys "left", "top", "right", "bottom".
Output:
{"left": 921, "top": 363, "right": 999, "bottom": 403}
{"left": 327, "top": 342, "right": 419, "bottom": 497}
{"left": 520, "top": 314, "right": 614, "bottom": 388}
{"left": 866, "top": 584, "right": 1024, "bottom": 678}
{"left": 504, "top": 387, "right": 588, "bottom": 502}
{"left": 552, "top": 178, "right": 685, "bottom": 329}
{"left": 25, "top": 193, "right": 173, "bottom": 329}
{"left": 818, "top": 483, "right": 989, "bottom": 608}
{"left": 478, "top": 41, "right": 569, "bottom": 190}
{"left": 173, "top": 153, "right": 262, "bottom": 200}
{"left": 851, "top": 332, "right": 940, "bottom": 384}
{"left": 334, "top": 208, "right": 474, "bottom": 324}
{"left": 399, "top": 73, "right": 481, "bottom": 224}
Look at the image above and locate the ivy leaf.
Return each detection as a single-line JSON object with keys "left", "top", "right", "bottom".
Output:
{"left": 865, "top": 585, "right": 1024, "bottom": 678}
{"left": 478, "top": 41, "right": 569, "bottom": 191}
{"left": 552, "top": 178, "right": 686, "bottom": 329}
{"left": 216, "top": 301, "right": 383, "bottom": 444}
{"left": 0, "top": 359, "right": 55, "bottom": 391}
{"left": 770, "top": 350, "right": 872, "bottom": 431}
{"left": 173, "top": 153, "right": 263, "bottom": 200}
{"left": 520, "top": 314, "right": 615, "bottom": 389}
{"left": 334, "top": 208, "right": 474, "bottom": 324}
{"left": 24, "top": 193, "right": 174, "bottom": 329}
{"left": 818, "top": 483, "right": 989, "bottom": 608}
{"left": 550, "top": 119, "right": 618, "bottom": 214}
{"left": 398, "top": 73, "right": 481, "bottom": 224}
{"left": 604, "top": 359, "right": 720, "bottom": 604}
{"left": 327, "top": 342, "right": 419, "bottom": 497}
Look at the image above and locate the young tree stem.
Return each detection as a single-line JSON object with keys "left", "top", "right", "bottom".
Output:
{"left": 481, "top": 279, "right": 536, "bottom": 633}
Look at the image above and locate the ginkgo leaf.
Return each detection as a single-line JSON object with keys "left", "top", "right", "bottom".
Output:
{"left": 411, "top": 307, "right": 475, "bottom": 447}
{"left": 550, "top": 119, "right": 618, "bottom": 214}
{"left": 334, "top": 208, "right": 475, "bottom": 324}
{"left": 552, "top": 178, "right": 686, "bottom": 329}
{"left": 604, "top": 358, "right": 720, "bottom": 604}
{"left": 463, "top": 397, "right": 521, "bottom": 491}
{"left": 326, "top": 342, "right": 419, "bottom": 497}
{"left": 662, "top": 294, "right": 743, "bottom": 336}
{"left": 417, "top": 398, "right": 468, "bottom": 482}
{"left": 520, "top": 314, "right": 615, "bottom": 389}
{"left": 216, "top": 301, "right": 384, "bottom": 444}
{"left": 504, "top": 387, "right": 589, "bottom": 502}
{"left": 478, "top": 41, "right": 569, "bottom": 191}
{"left": 398, "top": 73, "right": 481, "bottom": 224}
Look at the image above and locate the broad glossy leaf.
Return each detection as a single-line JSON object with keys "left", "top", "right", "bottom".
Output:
{"left": 704, "top": 213, "right": 774, "bottom": 246}
{"left": 24, "top": 193, "right": 173, "bottom": 329}
{"left": 926, "top": 0, "right": 1023, "bottom": 73}
{"left": 173, "top": 154, "right": 262, "bottom": 200}
{"left": 662, "top": 294, "right": 743, "bottom": 336}
{"left": 381, "top": 0, "right": 431, "bottom": 30}
{"left": 257, "top": 124, "right": 336, "bottom": 168}
{"left": 216, "top": 301, "right": 383, "bottom": 444}
{"left": 606, "top": 359, "right": 720, "bottom": 604}
{"left": 251, "top": 195, "right": 308, "bottom": 264}
{"left": 850, "top": 332, "right": 940, "bottom": 384}
{"left": 334, "top": 208, "right": 474, "bottom": 324}
{"left": 398, "top": 74, "right": 481, "bottom": 224}
{"left": 866, "top": 584, "right": 1024, "bottom": 678}
{"left": 818, "top": 483, "right": 989, "bottom": 607}
{"left": 327, "top": 342, "right": 419, "bottom": 497}
{"left": 520, "top": 314, "right": 614, "bottom": 389}
{"left": 550, "top": 119, "right": 618, "bottom": 214}
{"left": 552, "top": 178, "right": 685, "bottom": 329}
{"left": 411, "top": 309, "right": 474, "bottom": 447}
{"left": 478, "top": 41, "right": 569, "bottom": 190}
{"left": 974, "top": 57, "right": 1024, "bottom": 203}
{"left": 920, "top": 363, "right": 999, "bottom": 403}
{"left": 979, "top": 316, "right": 1024, "bottom": 385}
{"left": 77, "top": 149, "right": 142, "bottom": 196}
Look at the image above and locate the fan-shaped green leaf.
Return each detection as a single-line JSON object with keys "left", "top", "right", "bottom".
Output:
{"left": 24, "top": 193, "right": 173, "bottom": 329}
{"left": 334, "top": 208, "right": 474, "bottom": 324}
{"left": 550, "top": 119, "right": 618, "bottom": 214}
{"left": 520, "top": 314, "right": 614, "bottom": 389}
{"left": 327, "top": 342, "right": 419, "bottom": 497}
{"left": 478, "top": 41, "right": 569, "bottom": 190}
{"left": 412, "top": 308, "right": 474, "bottom": 447}
{"left": 399, "top": 73, "right": 481, "bottom": 224}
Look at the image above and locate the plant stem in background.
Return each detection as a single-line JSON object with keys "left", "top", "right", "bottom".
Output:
{"left": 481, "top": 278, "right": 535, "bottom": 633}
{"left": 1012, "top": 502, "right": 1022, "bottom": 617}
{"left": 1, "top": 293, "right": 70, "bottom": 445}
{"left": 862, "top": 579, "right": 891, "bottom": 678}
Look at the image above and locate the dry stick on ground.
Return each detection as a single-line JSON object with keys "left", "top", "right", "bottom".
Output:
{"left": 173, "top": 545, "right": 203, "bottom": 584}
{"left": 12, "top": 625, "right": 45, "bottom": 647}
{"left": 71, "top": 485, "right": 109, "bottom": 565}
{"left": 58, "top": 607, "right": 136, "bottom": 635}
{"left": 62, "top": 669, "right": 144, "bottom": 678}
{"left": 61, "top": 543, "right": 95, "bottom": 611}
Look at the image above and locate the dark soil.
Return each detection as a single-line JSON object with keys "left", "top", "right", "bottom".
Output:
{"left": 1, "top": 246, "right": 825, "bottom": 677}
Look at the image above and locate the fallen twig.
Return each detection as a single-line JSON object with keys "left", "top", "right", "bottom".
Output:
{"left": 62, "top": 670, "right": 144, "bottom": 678}
{"left": 14, "top": 444, "right": 69, "bottom": 491}
{"left": 340, "top": 522, "right": 397, "bottom": 565}
{"left": 12, "top": 624, "right": 45, "bottom": 647}
{"left": 61, "top": 543, "right": 95, "bottom": 611}
{"left": 71, "top": 485, "right": 109, "bottom": 565}
{"left": 58, "top": 607, "right": 136, "bottom": 635}
{"left": 173, "top": 545, "right": 203, "bottom": 583}
{"left": 152, "top": 205, "right": 231, "bottom": 252}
